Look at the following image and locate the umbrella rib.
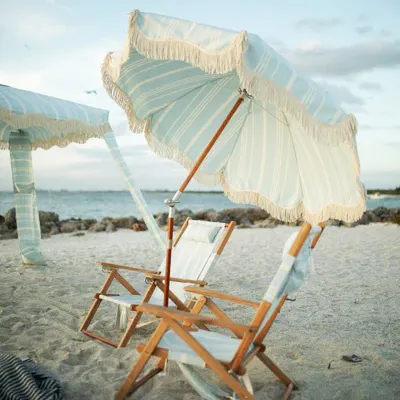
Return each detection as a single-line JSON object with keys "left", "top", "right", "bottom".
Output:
{"left": 282, "top": 111, "right": 305, "bottom": 203}
{"left": 253, "top": 100, "right": 289, "bottom": 126}
{"left": 146, "top": 73, "right": 236, "bottom": 121}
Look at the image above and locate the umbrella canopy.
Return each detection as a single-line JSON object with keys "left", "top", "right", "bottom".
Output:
{"left": 102, "top": 9, "right": 366, "bottom": 225}
{"left": 0, "top": 84, "right": 111, "bottom": 150}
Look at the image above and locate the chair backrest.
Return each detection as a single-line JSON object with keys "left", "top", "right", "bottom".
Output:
{"left": 153, "top": 219, "right": 235, "bottom": 303}
{"left": 256, "top": 225, "right": 323, "bottom": 336}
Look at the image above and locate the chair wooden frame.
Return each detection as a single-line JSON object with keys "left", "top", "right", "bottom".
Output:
{"left": 79, "top": 219, "right": 236, "bottom": 348}
{"left": 115, "top": 222, "right": 325, "bottom": 399}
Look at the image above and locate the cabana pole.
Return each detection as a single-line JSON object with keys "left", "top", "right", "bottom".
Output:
{"left": 162, "top": 90, "right": 248, "bottom": 306}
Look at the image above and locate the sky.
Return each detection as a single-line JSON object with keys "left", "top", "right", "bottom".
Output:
{"left": 0, "top": 0, "right": 399, "bottom": 191}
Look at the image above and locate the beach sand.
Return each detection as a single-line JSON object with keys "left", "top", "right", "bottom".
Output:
{"left": 0, "top": 224, "right": 399, "bottom": 399}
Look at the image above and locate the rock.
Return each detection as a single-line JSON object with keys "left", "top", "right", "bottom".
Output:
{"left": 132, "top": 222, "right": 147, "bottom": 232}
{"left": 175, "top": 209, "right": 194, "bottom": 226}
{"left": 390, "top": 208, "right": 400, "bottom": 217}
{"left": 101, "top": 217, "right": 113, "bottom": 224}
{"left": 88, "top": 222, "right": 107, "bottom": 232}
{"left": 215, "top": 208, "right": 244, "bottom": 224}
{"left": 106, "top": 222, "right": 117, "bottom": 232}
{"left": 215, "top": 208, "right": 267, "bottom": 225}
{"left": 77, "top": 219, "right": 96, "bottom": 230}
{"left": 155, "top": 212, "right": 169, "bottom": 227}
{"left": 237, "top": 224, "right": 252, "bottom": 229}
{"left": 0, "top": 215, "right": 4, "bottom": 224}
{"left": 0, "top": 230, "right": 16, "bottom": 240}
{"left": 391, "top": 215, "right": 400, "bottom": 225}
{"left": 357, "top": 211, "right": 380, "bottom": 225}
{"left": 40, "top": 222, "right": 57, "bottom": 234}
{"left": 0, "top": 222, "right": 8, "bottom": 233}
{"left": 255, "top": 217, "right": 281, "bottom": 228}
{"left": 245, "top": 208, "right": 270, "bottom": 223}
{"left": 4, "top": 208, "right": 16, "bottom": 230}
{"left": 326, "top": 219, "right": 343, "bottom": 227}
{"left": 71, "top": 232, "right": 85, "bottom": 237}
{"left": 193, "top": 209, "right": 218, "bottom": 222}
{"left": 60, "top": 221, "right": 80, "bottom": 233}
{"left": 373, "top": 207, "right": 391, "bottom": 220}
{"left": 112, "top": 217, "right": 138, "bottom": 229}
{"left": 39, "top": 211, "right": 59, "bottom": 225}
{"left": 50, "top": 225, "right": 60, "bottom": 235}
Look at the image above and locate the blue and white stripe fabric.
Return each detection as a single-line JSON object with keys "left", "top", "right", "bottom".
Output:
{"left": 0, "top": 352, "right": 63, "bottom": 400}
{"left": 104, "top": 131, "right": 164, "bottom": 253}
{"left": 103, "top": 10, "right": 366, "bottom": 225}
{"left": 263, "top": 226, "right": 321, "bottom": 304}
{"left": 0, "top": 85, "right": 111, "bottom": 150}
{"left": 9, "top": 132, "right": 45, "bottom": 265}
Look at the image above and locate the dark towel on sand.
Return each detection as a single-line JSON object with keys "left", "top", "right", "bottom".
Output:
{"left": 0, "top": 352, "right": 63, "bottom": 400}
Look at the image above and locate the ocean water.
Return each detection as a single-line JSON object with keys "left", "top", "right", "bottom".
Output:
{"left": 0, "top": 191, "right": 399, "bottom": 220}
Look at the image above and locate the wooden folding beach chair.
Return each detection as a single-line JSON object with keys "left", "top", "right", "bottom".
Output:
{"left": 114, "top": 222, "right": 324, "bottom": 400}
{"left": 80, "top": 218, "right": 236, "bottom": 349}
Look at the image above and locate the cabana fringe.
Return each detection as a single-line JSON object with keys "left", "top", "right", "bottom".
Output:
{"left": 0, "top": 108, "right": 111, "bottom": 150}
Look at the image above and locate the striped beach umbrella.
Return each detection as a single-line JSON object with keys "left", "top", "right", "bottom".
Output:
{"left": 0, "top": 84, "right": 164, "bottom": 264}
{"left": 102, "top": 10, "right": 366, "bottom": 305}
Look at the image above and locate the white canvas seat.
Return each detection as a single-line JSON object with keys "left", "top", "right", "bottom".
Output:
{"left": 115, "top": 222, "right": 325, "bottom": 400}
{"left": 99, "top": 294, "right": 173, "bottom": 307}
{"left": 80, "top": 218, "right": 236, "bottom": 349}
{"left": 159, "top": 329, "right": 251, "bottom": 367}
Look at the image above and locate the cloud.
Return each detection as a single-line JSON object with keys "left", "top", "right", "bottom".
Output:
{"left": 357, "top": 14, "right": 368, "bottom": 22}
{"left": 360, "top": 124, "right": 400, "bottom": 131}
{"left": 358, "top": 81, "right": 382, "bottom": 91}
{"left": 288, "top": 40, "right": 400, "bottom": 76}
{"left": 296, "top": 18, "right": 342, "bottom": 31}
{"left": 319, "top": 82, "right": 365, "bottom": 106}
{"left": 0, "top": 11, "right": 75, "bottom": 41}
{"left": 356, "top": 26, "right": 373, "bottom": 35}
{"left": 0, "top": 71, "right": 43, "bottom": 91}
{"left": 384, "top": 141, "right": 400, "bottom": 147}
{"left": 380, "top": 29, "right": 391, "bottom": 38}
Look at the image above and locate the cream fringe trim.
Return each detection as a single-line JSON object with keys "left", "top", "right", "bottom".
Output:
{"left": 102, "top": 9, "right": 357, "bottom": 145}
{"left": 0, "top": 108, "right": 112, "bottom": 150}
{"left": 145, "top": 129, "right": 365, "bottom": 225}
{"left": 101, "top": 9, "right": 366, "bottom": 223}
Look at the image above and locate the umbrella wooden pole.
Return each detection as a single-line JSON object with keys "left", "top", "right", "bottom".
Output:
{"left": 163, "top": 92, "right": 246, "bottom": 307}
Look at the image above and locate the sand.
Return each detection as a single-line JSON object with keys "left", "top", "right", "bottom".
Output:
{"left": 0, "top": 224, "right": 399, "bottom": 400}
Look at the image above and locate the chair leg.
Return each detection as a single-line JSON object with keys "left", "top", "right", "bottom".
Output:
{"left": 80, "top": 297, "right": 102, "bottom": 331}
{"left": 168, "top": 319, "right": 254, "bottom": 400}
{"left": 282, "top": 383, "right": 294, "bottom": 400}
{"left": 115, "top": 321, "right": 169, "bottom": 400}
{"left": 118, "top": 311, "right": 143, "bottom": 348}
{"left": 117, "top": 282, "right": 158, "bottom": 348}
{"left": 257, "top": 352, "right": 297, "bottom": 390}
{"left": 80, "top": 270, "right": 118, "bottom": 331}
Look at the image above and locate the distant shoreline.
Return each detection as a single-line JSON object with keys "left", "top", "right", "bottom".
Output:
{"left": 0, "top": 189, "right": 399, "bottom": 195}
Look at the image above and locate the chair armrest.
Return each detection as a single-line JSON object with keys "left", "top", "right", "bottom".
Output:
{"left": 97, "top": 262, "right": 159, "bottom": 275}
{"left": 145, "top": 274, "right": 207, "bottom": 286}
{"left": 184, "top": 286, "right": 260, "bottom": 308}
{"left": 136, "top": 304, "right": 253, "bottom": 333}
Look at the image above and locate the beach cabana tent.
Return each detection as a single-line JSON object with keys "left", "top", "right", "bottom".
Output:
{"left": 0, "top": 84, "right": 163, "bottom": 265}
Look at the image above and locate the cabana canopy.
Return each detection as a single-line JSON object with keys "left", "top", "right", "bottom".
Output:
{"left": 0, "top": 84, "right": 163, "bottom": 265}
{"left": 0, "top": 84, "right": 111, "bottom": 150}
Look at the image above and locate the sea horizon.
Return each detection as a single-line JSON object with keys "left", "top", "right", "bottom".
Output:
{"left": 1, "top": 189, "right": 399, "bottom": 220}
